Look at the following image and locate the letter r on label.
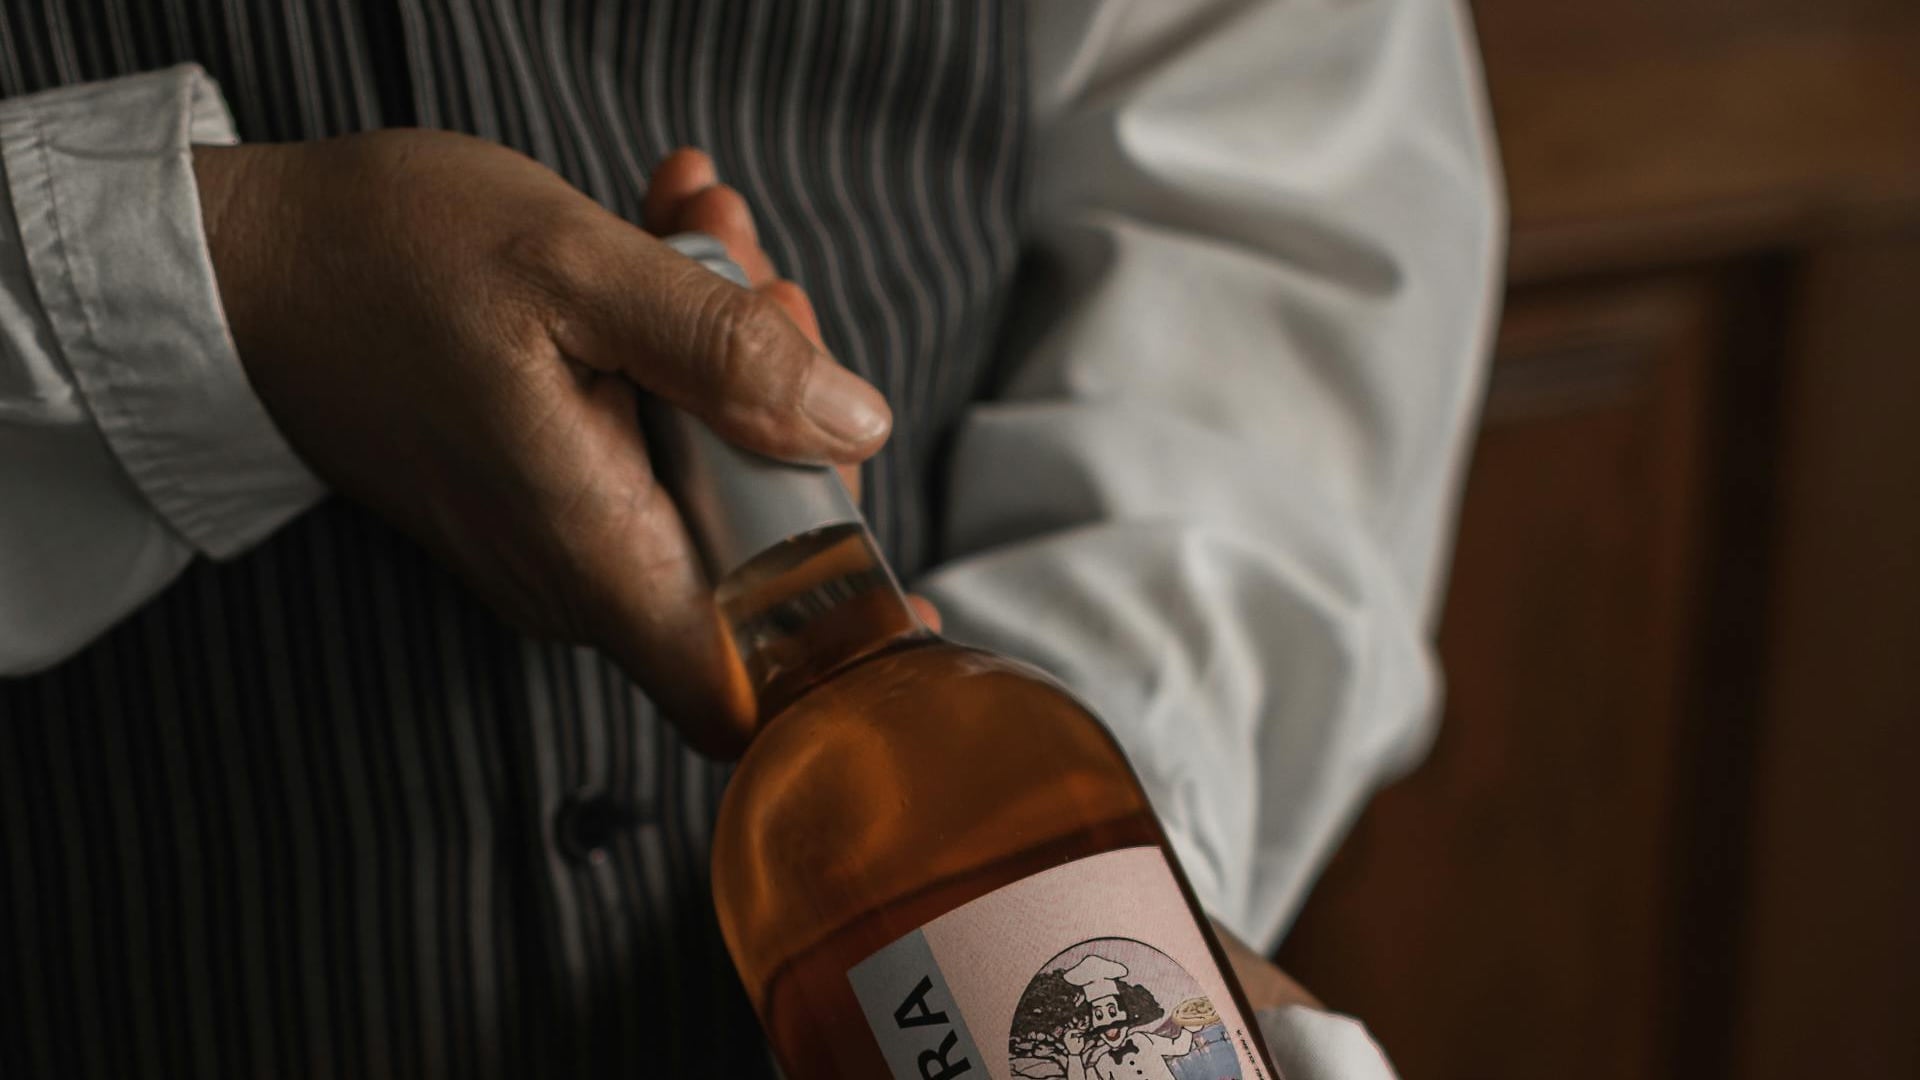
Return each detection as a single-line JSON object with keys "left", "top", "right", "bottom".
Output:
{"left": 917, "top": 1031, "right": 971, "bottom": 1079}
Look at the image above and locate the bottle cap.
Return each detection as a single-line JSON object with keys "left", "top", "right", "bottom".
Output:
{"left": 643, "top": 233, "right": 866, "bottom": 579}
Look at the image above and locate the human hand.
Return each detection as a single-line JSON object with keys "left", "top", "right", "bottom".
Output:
{"left": 1211, "top": 918, "right": 1322, "bottom": 1012}
{"left": 193, "top": 131, "right": 892, "bottom": 755}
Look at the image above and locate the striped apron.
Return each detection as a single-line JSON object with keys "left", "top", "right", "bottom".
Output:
{"left": 0, "top": 2, "right": 1026, "bottom": 1075}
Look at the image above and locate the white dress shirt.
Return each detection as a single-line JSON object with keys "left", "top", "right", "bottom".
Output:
{"left": 926, "top": 0, "right": 1502, "bottom": 944}
{"left": 0, "top": 2, "right": 1503, "bottom": 1076}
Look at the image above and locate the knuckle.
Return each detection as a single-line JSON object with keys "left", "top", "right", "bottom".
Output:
{"left": 763, "top": 278, "right": 803, "bottom": 309}
{"left": 500, "top": 209, "right": 606, "bottom": 300}
{"left": 694, "top": 285, "right": 797, "bottom": 406}
{"left": 497, "top": 210, "right": 612, "bottom": 352}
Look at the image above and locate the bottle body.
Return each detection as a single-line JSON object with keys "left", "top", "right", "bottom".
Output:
{"left": 713, "top": 637, "right": 1279, "bottom": 1079}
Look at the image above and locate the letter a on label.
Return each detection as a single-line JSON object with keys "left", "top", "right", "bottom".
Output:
{"left": 894, "top": 976, "right": 950, "bottom": 1029}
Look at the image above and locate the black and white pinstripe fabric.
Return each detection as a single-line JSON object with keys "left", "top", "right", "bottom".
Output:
{"left": 0, "top": 2, "right": 1025, "bottom": 1075}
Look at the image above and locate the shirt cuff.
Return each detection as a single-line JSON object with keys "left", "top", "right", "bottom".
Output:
{"left": 0, "top": 64, "right": 323, "bottom": 559}
{"left": 1256, "top": 1005, "right": 1400, "bottom": 1080}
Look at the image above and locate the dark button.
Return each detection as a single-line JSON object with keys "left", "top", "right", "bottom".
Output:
{"left": 555, "top": 794, "right": 646, "bottom": 865}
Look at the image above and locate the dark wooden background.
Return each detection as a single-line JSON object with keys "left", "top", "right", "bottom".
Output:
{"left": 1276, "top": 2, "right": 1920, "bottom": 1077}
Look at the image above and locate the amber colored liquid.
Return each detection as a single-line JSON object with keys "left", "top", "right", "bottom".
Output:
{"left": 709, "top": 529, "right": 1279, "bottom": 1078}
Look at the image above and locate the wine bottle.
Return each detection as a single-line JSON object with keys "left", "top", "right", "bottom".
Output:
{"left": 656, "top": 234, "right": 1281, "bottom": 1080}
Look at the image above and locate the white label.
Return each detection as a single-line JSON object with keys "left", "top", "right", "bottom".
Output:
{"left": 848, "top": 847, "right": 1272, "bottom": 1080}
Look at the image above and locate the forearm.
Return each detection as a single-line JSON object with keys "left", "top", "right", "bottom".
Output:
{"left": 925, "top": 0, "right": 1504, "bottom": 949}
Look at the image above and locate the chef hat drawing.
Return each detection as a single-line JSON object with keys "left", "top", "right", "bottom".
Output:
{"left": 1062, "top": 955, "right": 1129, "bottom": 1003}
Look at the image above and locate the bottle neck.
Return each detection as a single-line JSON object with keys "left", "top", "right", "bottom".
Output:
{"left": 713, "top": 523, "right": 930, "bottom": 722}
{"left": 648, "top": 236, "right": 921, "bottom": 721}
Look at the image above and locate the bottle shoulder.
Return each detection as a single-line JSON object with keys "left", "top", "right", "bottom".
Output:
{"left": 720, "top": 636, "right": 1146, "bottom": 834}
{"left": 737, "top": 638, "right": 1105, "bottom": 765}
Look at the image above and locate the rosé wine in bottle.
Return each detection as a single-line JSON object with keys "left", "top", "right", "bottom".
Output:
{"left": 655, "top": 234, "right": 1280, "bottom": 1080}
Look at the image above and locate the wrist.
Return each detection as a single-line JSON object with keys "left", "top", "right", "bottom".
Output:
{"left": 1211, "top": 918, "right": 1322, "bottom": 1012}
{"left": 192, "top": 142, "right": 288, "bottom": 366}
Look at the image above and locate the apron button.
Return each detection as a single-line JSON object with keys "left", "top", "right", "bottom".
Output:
{"left": 554, "top": 794, "right": 646, "bottom": 865}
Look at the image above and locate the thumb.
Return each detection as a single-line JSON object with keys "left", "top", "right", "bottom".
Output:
{"left": 547, "top": 222, "right": 890, "bottom": 464}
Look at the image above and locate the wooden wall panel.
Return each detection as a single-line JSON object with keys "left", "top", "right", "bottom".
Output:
{"left": 1731, "top": 235, "right": 1920, "bottom": 1080}
{"left": 1473, "top": 0, "right": 1920, "bottom": 278}
{"left": 1273, "top": 3, "right": 1920, "bottom": 1077}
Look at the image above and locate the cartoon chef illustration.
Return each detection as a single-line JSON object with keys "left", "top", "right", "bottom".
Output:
{"left": 1056, "top": 954, "right": 1201, "bottom": 1080}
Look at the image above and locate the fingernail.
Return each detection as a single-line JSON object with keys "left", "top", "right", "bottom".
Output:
{"left": 802, "top": 359, "right": 891, "bottom": 445}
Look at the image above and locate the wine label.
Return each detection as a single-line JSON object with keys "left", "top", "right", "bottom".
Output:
{"left": 847, "top": 846, "right": 1272, "bottom": 1080}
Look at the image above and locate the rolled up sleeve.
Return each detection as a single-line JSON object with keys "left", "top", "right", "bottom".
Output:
{"left": 0, "top": 64, "right": 322, "bottom": 673}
